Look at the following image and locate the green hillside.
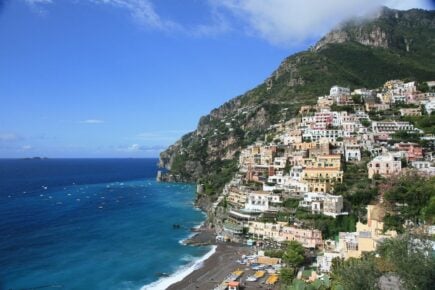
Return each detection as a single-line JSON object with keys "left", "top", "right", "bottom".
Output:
{"left": 159, "top": 7, "right": 435, "bottom": 196}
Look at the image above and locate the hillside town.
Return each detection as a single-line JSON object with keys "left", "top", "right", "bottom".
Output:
{"left": 201, "top": 79, "right": 435, "bottom": 288}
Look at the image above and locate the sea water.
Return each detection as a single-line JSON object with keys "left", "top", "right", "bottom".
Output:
{"left": 0, "top": 158, "right": 211, "bottom": 290}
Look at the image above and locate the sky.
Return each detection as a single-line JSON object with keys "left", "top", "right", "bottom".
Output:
{"left": 0, "top": 0, "right": 433, "bottom": 158}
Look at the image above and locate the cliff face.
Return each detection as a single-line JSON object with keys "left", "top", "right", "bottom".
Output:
{"left": 314, "top": 7, "right": 435, "bottom": 52}
{"left": 159, "top": 7, "right": 435, "bottom": 194}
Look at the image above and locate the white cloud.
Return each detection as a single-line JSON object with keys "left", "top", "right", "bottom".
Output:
{"left": 24, "top": 0, "right": 53, "bottom": 15}
{"left": 23, "top": 0, "right": 432, "bottom": 45}
{"left": 0, "top": 133, "right": 21, "bottom": 142}
{"left": 21, "top": 145, "right": 33, "bottom": 150}
{"left": 80, "top": 119, "right": 104, "bottom": 124}
{"left": 385, "top": 0, "right": 433, "bottom": 10}
{"left": 93, "top": 0, "right": 230, "bottom": 36}
{"left": 118, "top": 143, "right": 165, "bottom": 152}
{"left": 215, "top": 0, "right": 432, "bottom": 45}
{"left": 92, "top": 0, "right": 180, "bottom": 31}
{"left": 25, "top": 0, "right": 53, "bottom": 4}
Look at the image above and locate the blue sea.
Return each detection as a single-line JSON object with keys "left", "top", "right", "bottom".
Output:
{"left": 0, "top": 158, "right": 211, "bottom": 290}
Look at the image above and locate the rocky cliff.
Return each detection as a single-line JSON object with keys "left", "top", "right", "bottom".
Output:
{"left": 159, "top": 7, "right": 435, "bottom": 195}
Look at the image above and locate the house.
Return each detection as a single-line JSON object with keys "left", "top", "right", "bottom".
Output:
{"left": 337, "top": 205, "right": 397, "bottom": 260}
{"left": 302, "top": 168, "right": 343, "bottom": 192}
{"left": 367, "top": 153, "right": 402, "bottom": 179}
{"left": 330, "top": 86, "right": 350, "bottom": 97}
{"left": 371, "top": 121, "right": 419, "bottom": 134}
{"left": 227, "top": 186, "right": 247, "bottom": 208}
{"left": 280, "top": 226, "right": 323, "bottom": 248}
{"left": 317, "top": 252, "right": 343, "bottom": 272}
{"left": 394, "top": 142, "right": 423, "bottom": 161}
{"left": 248, "top": 222, "right": 323, "bottom": 248}
{"left": 299, "top": 192, "right": 346, "bottom": 217}
{"left": 424, "top": 99, "right": 435, "bottom": 114}
{"left": 410, "top": 161, "right": 435, "bottom": 176}
{"left": 323, "top": 194, "right": 346, "bottom": 217}
{"left": 244, "top": 191, "right": 282, "bottom": 212}
{"left": 302, "top": 128, "right": 348, "bottom": 142}
{"left": 344, "top": 144, "right": 361, "bottom": 162}
{"left": 365, "top": 102, "right": 390, "bottom": 112}
{"left": 399, "top": 108, "right": 421, "bottom": 116}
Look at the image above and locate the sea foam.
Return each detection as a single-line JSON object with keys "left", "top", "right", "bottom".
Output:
{"left": 141, "top": 245, "right": 217, "bottom": 290}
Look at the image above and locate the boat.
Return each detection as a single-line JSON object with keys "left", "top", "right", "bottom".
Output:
{"left": 156, "top": 272, "right": 170, "bottom": 277}
{"left": 246, "top": 275, "right": 257, "bottom": 282}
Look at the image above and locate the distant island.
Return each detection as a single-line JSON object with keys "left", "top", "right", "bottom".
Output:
{"left": 22, "top": 157, "right": 49, "bottom": 160}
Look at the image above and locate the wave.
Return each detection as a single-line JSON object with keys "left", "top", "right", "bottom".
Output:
{"left": 140, "top": 245, "right": 217, "bottom": 290}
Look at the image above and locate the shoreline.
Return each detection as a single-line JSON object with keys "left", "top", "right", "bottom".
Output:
{"left": 166, "top": 242, "right": 250, "bottom": 290}
{"left": 140, "top": 244, "right": 218, "bottom": 290}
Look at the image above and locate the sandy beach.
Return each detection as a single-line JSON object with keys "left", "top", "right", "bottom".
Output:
{"left": 168, "top": 233, "right": 280, "bottom": 290}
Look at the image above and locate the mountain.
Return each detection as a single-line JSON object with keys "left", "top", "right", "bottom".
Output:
{"left": 159, "top": 7, "right": 435, "bottom": 195}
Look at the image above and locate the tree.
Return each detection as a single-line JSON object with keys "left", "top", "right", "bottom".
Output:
{"left": 422, "top": 195, "right": 435, "bottom": 224}
{"left": 332, "top": 257, "right": 381, "bottom": 290}
{"left": 280, "top": 267, "right": 295, "bottom": 285}
{"left": 377, "top": 234, "right": 435, "bottom": 290}
{"left": 283, "top": 241, "right": 305, "bottom": 268}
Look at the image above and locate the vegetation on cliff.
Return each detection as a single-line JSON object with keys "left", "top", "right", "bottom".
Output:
{"left": 160, "top": 7, "right": 435, "bottom": 197}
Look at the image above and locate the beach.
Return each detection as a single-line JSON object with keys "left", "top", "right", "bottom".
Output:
{"left": 167, "top": 243, "right": 248, "bottom": 290}
{"left": 167, "top": 231, "right": 280, "bottom": 290}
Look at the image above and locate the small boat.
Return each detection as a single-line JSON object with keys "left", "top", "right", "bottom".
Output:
{"left": 172, "top": 224, "right": 181, "bottom": 229}
{"left": 246, "top": 275, "right": 257, "bottom": 282}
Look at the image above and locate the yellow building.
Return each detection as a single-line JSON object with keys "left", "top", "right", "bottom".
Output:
{"left": 304, "top": 154, "right": 342, "bottom": 169}
{"left": 227, "top": 186, "right": 247, "bottom": 208}
{"left": 338, "top": 205, "right": 397, "bottom": 259}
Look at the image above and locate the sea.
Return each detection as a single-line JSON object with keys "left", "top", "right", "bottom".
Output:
{"left": 0, "top": 158, "right": 213, "bottom": 290}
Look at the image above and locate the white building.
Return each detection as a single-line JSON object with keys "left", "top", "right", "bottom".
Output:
{"left": 303, "top": 129, "right": 349, "bottom": 142}
{"left": 344, "top": 144, "right": 361, "bottom": 162}
{"left": 330, "top": 86, "right": 350, "bottom": 97}
{"left": 410, "top": 161, "right": 435, "bottom": 176}
{"left": 317, "top": 252, "right": 343, "bottom": 273}
{"left": 245, "top": 192, "right": 282, "bottom": 212}
{"left": 299, "top": 192, "right": 346, "bottom": 218}
{"left": 371, "top": 121, "right": 420, "bottom": 134}
{"left": 424, "top": 99, "right": 435, "bottom": 114}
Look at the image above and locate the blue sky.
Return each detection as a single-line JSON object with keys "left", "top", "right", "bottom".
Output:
{"left": 0, "top": 0, "right": 433, "bottom": 158}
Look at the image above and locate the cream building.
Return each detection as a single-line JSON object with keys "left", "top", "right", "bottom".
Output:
{"left": 367, "top": 153, "right": 402, "bottom": 179}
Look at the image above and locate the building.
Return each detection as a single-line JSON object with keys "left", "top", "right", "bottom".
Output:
{"left": 317, "top": 252, "right": 343, "bottom": 273}
{"left": 323, "top": 194, "right": 345, "bottom": 217}
{"left": 365, "top": 102, "right": 390, "bottom": 112}
{"left": 337, "top": 205, "right": 397, "bottom": 260}
{"left": 410, "top": 161, "right": 435, "bottom": 176}
{"left": 227, "top": 186, "right": 247, "bottom": 208}
{"left": 424, "top": 99, "right": 435, "bottom": 114}
{"left": 344, "top": 144, "right": 361, "bottom": 162}
{"left": 367, "top": 153, "right": 402, "bottom": 179}
{"left": 244, "top": 191, "right": 282, "bottom": 212}
{"left": 280, "top": 226, "right": 323, "bottom": 248}
{"left": 299, "top": 192, "right": 346, "bottom": 217}
{"left": 399, "top": 108, "right": 421, "bottom": 116}
{"left": 302, "top": 168, "right": 343, "bottom": 192}
{"left": 371, "top": 121, "right": 419, "bottom": 134}
{"left": 330, "top": 86, "right": 350, "bottom": 97}
{"left": 302, "top": 129, "right": 348, "bottom": 142}
{"left": 248, "top": 222, "right": 323, "bottom": 248}
{"left": 394, "top": 142, "right": 423, "bottom": 161}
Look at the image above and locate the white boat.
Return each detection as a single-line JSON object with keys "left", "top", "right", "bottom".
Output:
{"left": 246, "top": 275, "right": 257, "bottom": 282}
